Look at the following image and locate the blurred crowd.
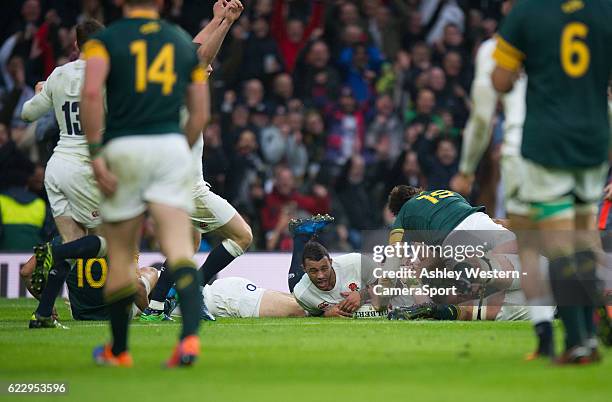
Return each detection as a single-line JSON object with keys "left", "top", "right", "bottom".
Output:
{"left": 0, "top": 0, "right": 508, "bottom": 252}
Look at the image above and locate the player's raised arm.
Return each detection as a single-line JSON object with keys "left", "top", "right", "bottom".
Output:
{"left": 193, "top": 0, "right": 243, "bottom": 66}
{"left": 21, "top": 79, "right": 53, "bottom": 122}
{"left": 184, "top": 69, "right": 209, "bottom": 147}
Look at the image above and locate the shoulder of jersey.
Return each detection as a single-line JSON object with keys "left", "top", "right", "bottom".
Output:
{"left": 293, "top": 274, "right": 315, "bottom": 297}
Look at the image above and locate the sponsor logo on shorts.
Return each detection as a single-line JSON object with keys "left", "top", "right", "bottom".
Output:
{"left": 348, "top": 282, "right": 359, "bottom": 292}
{"left": 92, "top": 210, "right": 100, "bottom": 218}
{"left": 317, "top": 302, "right": 330, "bottom": 310}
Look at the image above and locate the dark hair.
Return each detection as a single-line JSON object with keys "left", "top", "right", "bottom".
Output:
{"left": 301, "top": 240, "right": 330, "bottom": 265}
{"left": 76, "top": 19, "right": 104, "bottom": 49}
{"left": 388, "top": 185, "right": 422, "bottom": 216}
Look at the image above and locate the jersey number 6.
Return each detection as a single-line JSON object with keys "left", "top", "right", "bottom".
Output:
{"left": 561, "top": 22, "right": 590, "bottom": 78}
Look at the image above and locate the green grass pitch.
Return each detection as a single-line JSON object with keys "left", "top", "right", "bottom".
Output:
{"left": 1, "top": 299, "right": 611, "bottom": 402}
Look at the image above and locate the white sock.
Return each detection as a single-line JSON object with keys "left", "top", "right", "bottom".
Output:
{"left": 148, "top": 300, "right": 165, "bottom": 311}
{"left": 528, "top": 304, "right": 554, "bottom": 325}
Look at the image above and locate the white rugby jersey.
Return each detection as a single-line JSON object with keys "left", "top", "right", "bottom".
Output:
{"left": 459, "top": 38, "right": 526, "bottom": 174}
{"left": 22, "top": 59, "right": 91, "bottom": 162}
{"left": 293, "top": 253, "right": 368, "bottom": 316}
{"left": 293, "top": 253, "right": 413, "bottom": 316}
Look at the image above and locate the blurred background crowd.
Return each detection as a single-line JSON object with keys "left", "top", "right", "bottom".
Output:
{"left": 0, "top": 0, "right": 509, "bottom": 252}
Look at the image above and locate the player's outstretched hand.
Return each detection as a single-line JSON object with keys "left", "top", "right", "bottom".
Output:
{"left": 213, "top": 0, "right": 226, "bottom": 19}
{"left": 338, "top": 291, "right": 361, "bottom": 314}
{"left": 92, "top": 157, "right": 118, "bottom": 197}
{"left": 323, "top": 305, "right": 352, "bottom": 318}
{"left": 450, "top": 172, "right": 473, "bottom": 196}
{"left": 224, "top": 0, "right": 244, "bottom": 22}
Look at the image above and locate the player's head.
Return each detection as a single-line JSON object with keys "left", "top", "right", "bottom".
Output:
{"left": 388, "top": 185, "right": 422, "bottom": 216}
{"left": 502, "top": 0, "right": 516, "bottom": 16}
{"left": 75, "top": 19, "right": 104, "bottom": 51}
{"left": 302, "top": 240, "right": 334, "bottom": 291}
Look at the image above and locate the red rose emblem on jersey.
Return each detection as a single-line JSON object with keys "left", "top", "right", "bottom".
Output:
{"left": 348, "top": 282, "right": 359, "bottom": 292}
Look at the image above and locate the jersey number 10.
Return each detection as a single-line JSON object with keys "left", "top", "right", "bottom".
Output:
{"left": 416, "top": 190, "right": 455, "bottom": 204}
{"left": 130, "top": 41, "right": 177, "bottom": 95}
{"left": 76, "top": 258, "right": 107, "bottom": 288}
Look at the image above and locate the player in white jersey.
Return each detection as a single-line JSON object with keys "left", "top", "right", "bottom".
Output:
{"left": 20, "top": 20, "right": 108, "bottom": 329}
{"left": 141, "top": 0, "right": 253, "bottom": 321}
{"left": 292, "top": 241, "right": 414, "bottom": 317}
{"left": 191, "top": 277, "right": 303, "bottom": 318}
{"left": 449, "top": 0, "right": 554, "bottom": 359}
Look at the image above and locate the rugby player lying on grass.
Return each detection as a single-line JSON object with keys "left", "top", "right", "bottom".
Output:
{"left": 170, "top": 277, "right": 305, "bottom": 318}
{"left": 287, "top": 215, "right": 414, "bottom": 318}
{"left": 20, "top": 254, "right": 159, "bottom": 322}
{"left": 287, "top": 214, "right": 547, "bottom": 321}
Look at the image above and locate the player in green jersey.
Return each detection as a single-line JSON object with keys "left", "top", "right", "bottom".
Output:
{"left": 20, "top": 254, "right": 159, "bottom": 321}
{"left": 81, "top": 0, "right": 208, "bottom": 368}
{"left": 386, "top": 185, "right": 514, "bottom": 248}
{"left": 492, "top": 0, "right": 612, "bottom": 364}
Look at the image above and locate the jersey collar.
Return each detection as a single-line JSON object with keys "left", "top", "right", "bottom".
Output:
{"left": 125, "top": 9, "right": 159, "bottom": 19}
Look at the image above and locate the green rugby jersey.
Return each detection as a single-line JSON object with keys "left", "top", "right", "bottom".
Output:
{"left": 494, "top": 0, "right": 612, "bottom": 168}
{"left": 83, "top": 9, "right": 206, "bottom": 143}
{"left": 391, "top": 190, "right": 484, "bottom": 245}
{"left": 66, "top": 258, "right": 109, "bottom": 320}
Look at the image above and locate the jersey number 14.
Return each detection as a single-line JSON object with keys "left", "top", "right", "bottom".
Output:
{"left": 130, "top": 41, "right": 177, "bottom": 95}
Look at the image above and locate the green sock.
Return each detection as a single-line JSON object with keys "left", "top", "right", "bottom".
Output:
{"left": 106, "top": 285, "right": 136, "bottom": 356}
{"left": 171, "top": 261, "right": 202, "bottom": 339}
{"left": 557, "top": 306, "right": 586, "bottom": 350}
{"left": 583, "top": 306, "right": 596, "bottom": 338}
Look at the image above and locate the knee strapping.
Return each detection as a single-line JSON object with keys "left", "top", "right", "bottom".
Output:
{"left": 530, "top": 197, "right": 574, "bottom": 222}
{"left": 222, "top": 238, "right": 244, "bottom": 258}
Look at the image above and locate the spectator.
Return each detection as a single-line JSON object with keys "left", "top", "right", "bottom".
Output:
{"left": 404, "top": 88, "right": 444, "bottom": 130}
{"left": 417, "top": 131, "right": 459, "bottom": 190}
{"left": 202, "top": 121, "right": 229, "bottom": 195}
{"left": 0, "top": 54, "right": 34, "bottom": 145}
{"left": 335, "top": 154, "right": 380, "bottom": 249}
{"left": 420, "top": 0, "right": 465, "bottom": 45}
{"left": 338, "top": 42, "right": 384, "bottom": 103}
{"left": 363, "top": 1, "right": 403, "bottom": 60}
{"left": 303, "top": 109, "right": 326, "bottom": 166}
{"left": 226, "top": 129, "right": 267, "bottom": 215}
{"left": 0, "top": 122, "right": 52, "bottom": 250}
{"left": 385, "top": 150, "right": 425, "bottom": 196}
{"left": 260, "top": 166, "right": 330, "bottom": 250}
{"left": 401, "top": 11, "right": 425, "bottom": 51}
{"left": 239, "top": 16, "right": 284, "bottom": 82}
{"left": 365, "top": 93, "right": 403, "bottom": 163}
{"left": 269, "top": 72, "right": 293, "bottom": 110}
{"left": 270, "top": 0, "right": 324, "bottom": 73}
{"left": 293, "top": 40, "right": 340, "bottom": 108}
{"left": 324, "top": 87, "right": 367, "bottom": 172}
